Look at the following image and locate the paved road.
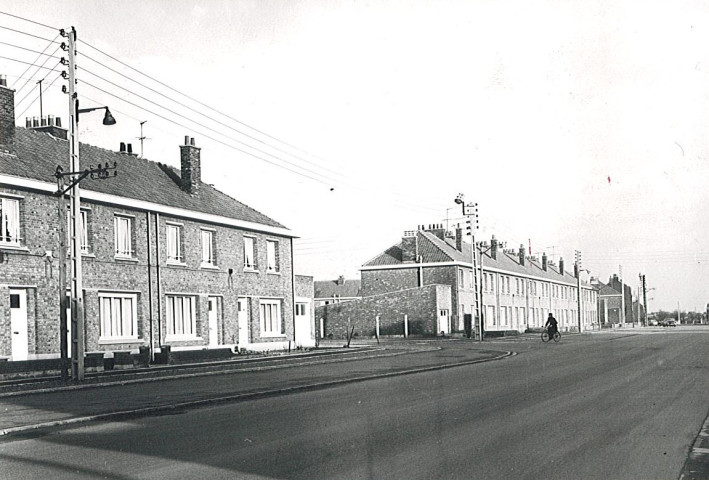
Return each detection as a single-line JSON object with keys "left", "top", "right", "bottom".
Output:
{"left": 1, "top": 329, "right": 708, "bottom": 479}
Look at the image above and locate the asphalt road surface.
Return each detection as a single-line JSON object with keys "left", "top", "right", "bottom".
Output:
{"left": 1, "top": 328, "right": 708, "bottom": 479}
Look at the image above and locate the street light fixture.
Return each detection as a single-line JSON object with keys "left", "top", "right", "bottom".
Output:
{"left": 76, "top": 102, "right": 116, "bottom": 126}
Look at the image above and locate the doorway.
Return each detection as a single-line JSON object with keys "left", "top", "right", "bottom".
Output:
{"left": 10, "top": 289, "right": 28, "bottom": 361}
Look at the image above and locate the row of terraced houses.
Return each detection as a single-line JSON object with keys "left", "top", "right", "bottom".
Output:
{"left": 316, "top": 224, "right": 599, "bottom": 339}
{"left": 0, "top": 77, "right": 315, "bottom": 361}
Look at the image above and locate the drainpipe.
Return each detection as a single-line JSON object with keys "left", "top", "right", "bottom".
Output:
{"left": 155, "top": 213, "right": 162, "bottom": 347}
{"left": 146, "top": 211, "right": 154, "bottom": 360}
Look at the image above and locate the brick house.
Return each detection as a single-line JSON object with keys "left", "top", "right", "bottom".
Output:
{"left": 318, "top": 224, "right": 597, "bottom": 339}
{"left": 0, "top": 78, "right": 314, "bottom": 360}
{"left": 314, "top": 276, "right": 361, "bottom": 307}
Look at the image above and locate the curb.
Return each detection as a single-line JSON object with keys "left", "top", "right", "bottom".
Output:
{"left": 0, "top": 350, "right": 513, "bottom": 437}
{"left": 680, "top": 411, "right": 709, "bottom": 480}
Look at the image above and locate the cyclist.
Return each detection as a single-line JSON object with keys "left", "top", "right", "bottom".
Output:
{"left": 545, "top": 313, "right": 558, "bottom": 340}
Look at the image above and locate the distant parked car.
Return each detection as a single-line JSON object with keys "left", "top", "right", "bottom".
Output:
{"left": 661, "top": 319, "right": 677, "bottom": 327}
{"left": 648, "top": 319, "right": 658, "bottom": 326}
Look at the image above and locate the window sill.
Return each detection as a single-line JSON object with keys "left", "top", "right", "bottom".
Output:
{"left": 165, "top": 335, "right": 203, "bottom": 342}
{"left": 266, "top": 270, "right": 281, "bottom": 276}
{"left": 260, "top": 334, "right": 287, "bottom": 339}
{"left": 243, "top": 268, "right": 260, "bottom": 274}
{"left": 200, "top": 263, "right": 219, "bottom": 270}
{"left": 167, "top": 260, "right": 187, "bottom": 267}
{"left": 99, "top": 337, "right": 140, "bottom": 345}
{"left": 0, "top": 244, "right": 28, "bottom": 252}
{"left": 114, "top": 256, "right": 138, "bottom": 263}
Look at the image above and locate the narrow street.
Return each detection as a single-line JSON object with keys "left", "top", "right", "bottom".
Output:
{"left": 1, "top": 329, "right": 708, "bottom": 479}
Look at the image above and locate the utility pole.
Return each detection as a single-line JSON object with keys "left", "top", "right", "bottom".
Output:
{"left": 455, "top": 194, "right": 482, "bottom": 341}
{"left": 55, "top": 176, "right": 69, "bottom": 382}
{"left": 36, "top": 79, "right": 43, "bottom": 119}
{"left": 641, "top": 274, "right": 648, "bottom": 326}
{"left": 575, "top": 250, "right": 582, "bottom": 333}
{"left": 59, "top": 26, "right": 117, "bottom": 381}
{"left": 619, "top": 265, "right": 625, "bottom": 325}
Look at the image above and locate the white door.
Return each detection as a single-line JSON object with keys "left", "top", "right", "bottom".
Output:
{"left": 237, "top": 297, "right": 249, "bottom": 348}
{"left": 208, "top": 297, "right": 219, "bottom": 347}
{"left": 10, "top": 289, "right": 28, "bottom": 361}
{"left": 438, "top": 309, "right": 450, "bottom": 335}
{"left": 65, "top": 294, "right": 72, "bottom": 358}
{"left": 294, "top": 300, "right": 314, "bottom": 347}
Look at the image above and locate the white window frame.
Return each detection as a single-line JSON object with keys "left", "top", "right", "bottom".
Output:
{"left": 0, "top": 197, "right": 21, "bottom": 246}
{"left": 244, "top": 236, "right": 256, "bottom": 270}
{"left": 66, "top": 209, "right": 89, "bottom": 254}
{"left": 200, "top": 229, "right": 216, "bottom": 267}
{"left": 259, "top": 298, "right": 283, "bottom": 337}
{"left": 98, "top": 292, "right": 138, "bottom": 342}
{"left": 166, "top": 295, "right": 197, "bottom": 340}
{"left": 266, "top": 239, "right": 279, "bottom": 273}
{"left": 114, "top": 215, "right": 133, "bottom": 258}
{"left": 166, "top": 223, "right": 183, "bottom": 264}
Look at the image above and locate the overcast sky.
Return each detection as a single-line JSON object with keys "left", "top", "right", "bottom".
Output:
{"left": 2, "top": 0, "right": 708, "bottom": 312}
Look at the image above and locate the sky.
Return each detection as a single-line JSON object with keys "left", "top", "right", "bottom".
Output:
{"left": 1, "top": 0, "right": 708, "bottom": 312}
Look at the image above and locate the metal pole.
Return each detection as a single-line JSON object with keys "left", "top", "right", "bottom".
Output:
{"left": 56, "top": 182, "right": 69, "bottom": 382}
{"left": 67, "top": 27, "right": 84, "bottom": 381}
{"left": 477, "top": 242, "right": 484, "bottom": 341}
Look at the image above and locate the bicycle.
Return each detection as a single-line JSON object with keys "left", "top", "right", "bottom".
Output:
{"left": 541, "top": 328, "right": 561, "bottom": 343}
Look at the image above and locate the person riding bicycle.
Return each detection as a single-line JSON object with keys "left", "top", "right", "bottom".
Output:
{"left": 545, "top": 313, "right": 558, "bottom": 339}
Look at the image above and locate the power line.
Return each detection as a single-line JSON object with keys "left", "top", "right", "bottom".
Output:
{"left": 0, "top": 24, "right": 57, "bottom": 43}
{"left": 0, "top": 10, "right": 58, "bottom": 30}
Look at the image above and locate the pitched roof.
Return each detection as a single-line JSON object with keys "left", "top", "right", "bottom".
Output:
{"left": 314, "top": 279, "right": 362, "bottom": 298}
{"left": 363, "top": 230, "right": 589, "bottom": 287}
{"left": 1, "top": 127, "right": 288, "bottom": 232}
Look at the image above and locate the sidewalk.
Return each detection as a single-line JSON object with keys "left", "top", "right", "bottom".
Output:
{"left": 0, "top": 340, "right": 508, "bottom": 437}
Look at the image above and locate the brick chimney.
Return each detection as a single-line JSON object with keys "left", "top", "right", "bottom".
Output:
{"left": 337, "top": 275, "right": 345, "bottom": 286}
{"left": 27, "top": 115, "right": 67, "bottom": 140}
{"left": 518, "top": 244, "right": 525, "bottom": 266}
{"left": 455, "top": 227, "right": 463, "bottom": 252}
{"left": 401, "top": 231, "right": 418, "bottom": 263}
{"left": 425, "top": 224, "right": 445, "bottom": 241}
{"left": 542, "top": 252, "right": 548, "bottom": 271}
{"left": 180, "top": 136, "right": 201, "bottom": 194}
{"left": 491, "top": 235, "right": 498, "bottom": 260}
{"left": 0, "top": 75, "right": 16, "bottom": 155}
{"left": 559, "top": 257, "right": 564, "bottom": 275}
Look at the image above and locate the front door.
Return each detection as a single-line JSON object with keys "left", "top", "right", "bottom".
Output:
{"left": 10, "top": 289, "right": 28, "bottom": 361}
{"left": 438, "top": 309, "right": 450, "bottom": 336}
{"left": 237, "top": 297, "right": 249, "bottom": 348}
{"left": 208, "top": 297, "right": 219, "bottom": 347}
{"left": 294, "top": 300, "right": 314, "bottom": 347}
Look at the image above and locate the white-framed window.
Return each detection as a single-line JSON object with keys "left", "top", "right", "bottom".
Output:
{"left": 66, "top": 208, "right": 89, "bottom": 253}
{"left": 99, "top": 292, "right": 138, "bottom": 341}
{"left": 259, "top": 298, "right": 282, "bottom": 336}
{"left": 244, "top": 236, "right": 256, "bottom": 270}
{"left": 166, "top": 295, "right": 196, "bottom": 339}
{"left": 266, "top": 239, "right": 279, "bottom": 273}
{"left": 0, "top": 197, "right": 20, "bottom": 245}
{"left": 166, "top": 223, "right": 183, "bottom": 263}
{"left": 201, "top": 229, "right": 215, "bottom": 266}
{"left": 459, "top": 269, "right": 464, "bottom": 288}
{"left": 114, "top": 215, "right": 133, "bottom": 258}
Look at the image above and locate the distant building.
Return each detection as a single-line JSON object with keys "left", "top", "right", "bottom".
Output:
{"left": 314, "top": 276, "right": 361, "bottom": 307}
{"left": 316, "top": 224, "right": 597, "bottom": 339}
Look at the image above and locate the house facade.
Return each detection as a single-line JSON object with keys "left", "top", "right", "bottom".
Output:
{"left": 0, "top": 79, "right": 314, "bottom": 361}
{"left": 357, "top": 224, "right": 598, "bottom": 336}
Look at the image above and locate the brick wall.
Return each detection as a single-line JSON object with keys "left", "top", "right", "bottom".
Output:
{"left": 0, "top": 187, "right": 308, "bottom": 358}
{"left": 315, "top": 284, "right": 451, "bottom": 339}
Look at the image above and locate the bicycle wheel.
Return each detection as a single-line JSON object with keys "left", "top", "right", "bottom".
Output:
{"left": 541, "top": 331, "right": 550, "bottom": 342}
{"left": 553, "top": 332, "right": 561, "bottom": 342}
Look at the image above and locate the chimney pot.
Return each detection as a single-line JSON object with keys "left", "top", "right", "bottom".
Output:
{"left": 48, "top": 114, "right": 54, "bottom": 126}
{"left": 120, "top": 142, "right": 126, "bottom": 153}
{"left": 25, "top": 117, "right": 31, "bottom": 128}
{"left": 0, "top": 74, "right": 6, "bottom": 87}
{"left": 32, "top": 117, "right": 39, "bottom": 127}
{"left": 190, "top": 137, "right": 195, "bottom": 146}
{"left": 127, "top": 143, "right": 133, "bottom": 154}
{"left": 542, "top": 252, "right": 548, "bottom": 271}
{"left": 184, "top": 135, "right": 190, "bottom": 145}
{"left": 55, "top": 117, "right": 61, "bottom": 127}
